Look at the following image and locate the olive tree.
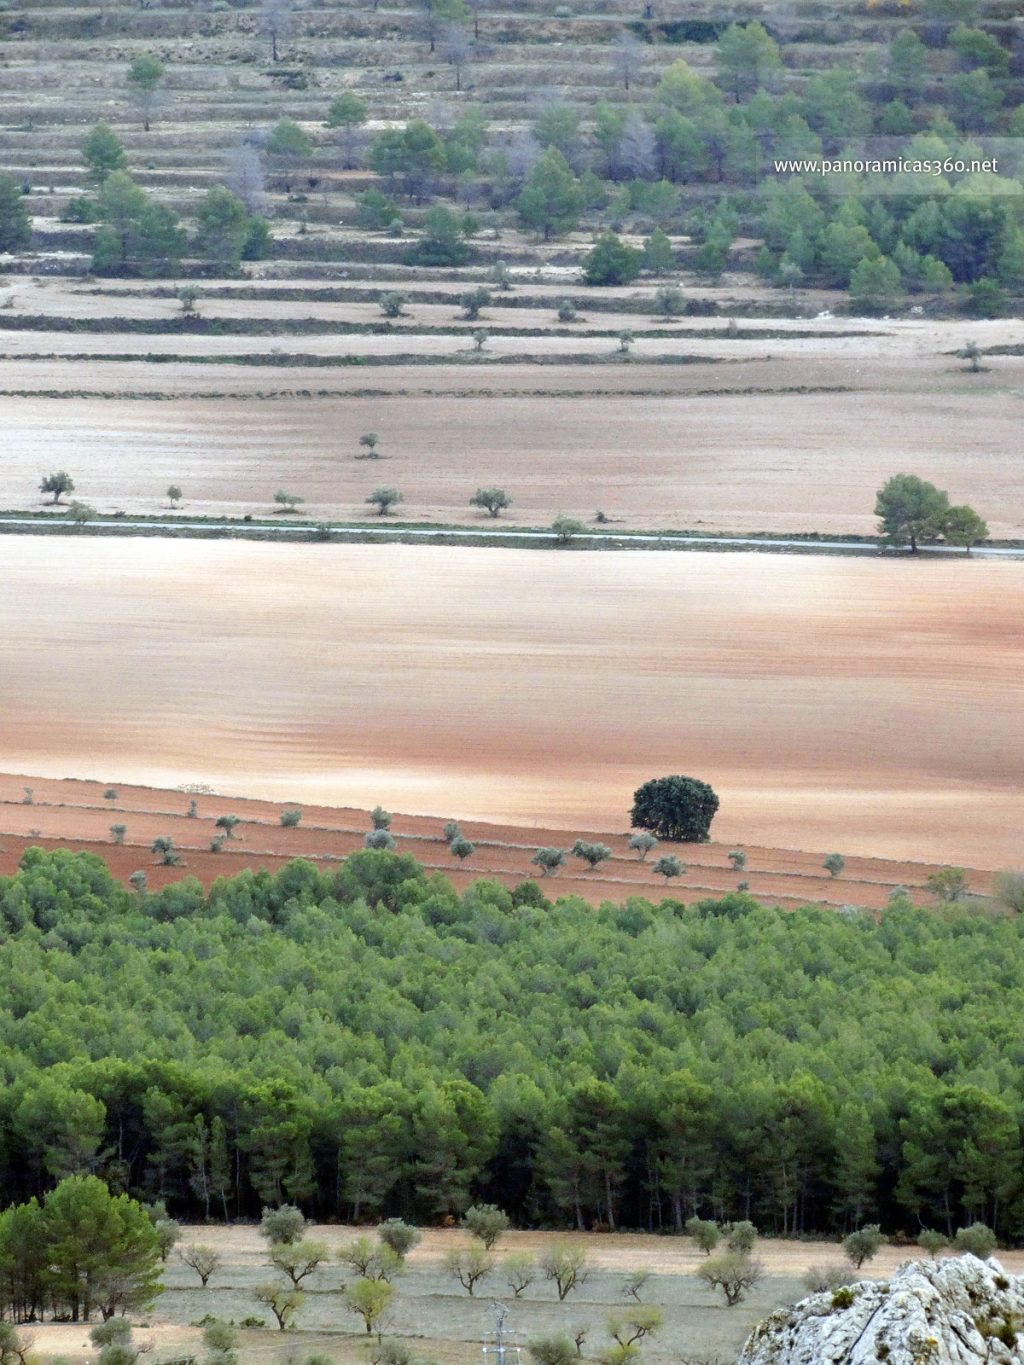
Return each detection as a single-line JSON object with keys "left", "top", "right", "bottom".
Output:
{"left": 377, "top": 1219, "right": 421, "bottom": 1260}
{"left": 271, "top": 1239, "right": 330, "bottom": 1288}
{"left": 40, "top": 471, "right": 75, "bottom": 504}
{"left": 471, "top": 487, "right": 511, "bottom": 517}
{"left": 365, "top": 830, "right": 397, "bottom": 851}
{"left": 823, "top": 852, "right": 845, "bottom": 878}
{"left": 254, "top": 1282, "right": 305, "bottom": 1330}
{"left": 695, "top": 1252, "right": 764, "bottom": 1306}
{"left": 685, "top": 1217, "right": 720, "bottom": 1256}
{"left": 462, "top": 1204, "right": 510, "bottom": 1249}
{"left": 367, "top": 487, "right": 403, "bottom": 515}
{"left": 651, "top": 855, "right": 684, "bottom": 881}
{"left": 552, "top": 515, "right": 586, "bottom": 544}
{"left": 259, "top": 1204, "right": 307, "bottom": 1245}
{"left": 570, "top": 840, "right": 612, "bottom": 871}
{"left": 150, "top": 836, "right": 181, "bottom": 866}
{"left": 531, "top": 847, "right": 565, "bottom": 877}
{"left": 628, "top": 832, "right": 657, "bottom": 862}
{"left": 843, "top": 1225, "right": 886, "bottom": 1269}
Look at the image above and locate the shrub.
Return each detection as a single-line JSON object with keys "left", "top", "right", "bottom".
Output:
{"left": 583, "top": 232, "right": 643, "bottom": 286}
{"left": 365, "top": 830, "right": 396, "bottom": 851}
{"left": 557, "top": 299, "right": 578, "bottom": 322}
{"left": 953, "top": 1223, "right": 997, "bottom": 1258}
{"left": 280, "top": 807, "right": 302, "bottom": 827}
{"left": 824, "top": 852, "right": 845, "bottom": 878}
{"left": 460, "top": 286, "right": 491, "bottom": 319}
{"left": 654, "top": 285, "right": 686, "bottom": 317}
{"left": 918, "top": 1230, "right": 949, "bottom": 1259}
{"left": 379, "top": 292, "right": 407, "bottom": 318}
{"left": 802, "top": 1263, "right": 851, "bottom": 1293}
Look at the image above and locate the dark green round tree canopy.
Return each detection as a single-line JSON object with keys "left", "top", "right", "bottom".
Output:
{"left": 630, "top": 775, "right": 719, "bottom": 843}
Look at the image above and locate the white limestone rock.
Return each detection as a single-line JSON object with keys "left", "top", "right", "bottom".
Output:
{"left": 737, "top": 1255, "right": 1024, "bottom": 1365}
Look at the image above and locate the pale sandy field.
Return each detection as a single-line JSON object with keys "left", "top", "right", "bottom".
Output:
{"left": 1, "top": 279, "right": 1021, "bottom": 534}
{"left": 2, "top": 538, "right": 1021, "bottom": 867}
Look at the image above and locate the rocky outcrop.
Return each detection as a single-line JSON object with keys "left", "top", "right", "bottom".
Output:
{"left": 737, "top": 1255, "right": 1024, "bottom": 1365}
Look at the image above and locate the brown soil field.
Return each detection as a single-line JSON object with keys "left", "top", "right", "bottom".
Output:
{"left": 1, "top": 279, "right": 1021, "bottom": 534}
{"left": 2, "top": 538, "right": 1021, "bottom": 870}
{"left": 19, "top": 1225, "right": 1024, "bottom": 1365}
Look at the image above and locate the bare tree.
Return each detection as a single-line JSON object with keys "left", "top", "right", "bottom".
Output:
{"left": 225, "top": 142, "right": 267, "bottom": 212}
{"left": 503, "top": 130, "right": 541, "bottom": 193}
{"left": 615, "top": 110, "right": 656, "bottom": 179}
{"left": 180, "top": 1245, "right": 221, "bottom": 1288}
{"left": 442, "top": 25, "right": 474, "bottom": 91}
{"left": 612, "top": 31, "right": 644, "bottom": 90}
{"left": 261, "top": 0, "right": 292, "bottom": 61}
{"left": 466, "top": 0, "right": 484, "bottom": 38}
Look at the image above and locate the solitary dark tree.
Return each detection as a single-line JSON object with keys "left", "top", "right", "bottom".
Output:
{"left": 875, "top": 474, "right": 950, "bottom": 553}
{"left": 631, "top": 776, "right": 719, "bottom": 843}
{"left": 215, "top": 815, "right": 241, "bottom": 839}
{"left": 0, "top": 172, "right": 32, "bottom": 252}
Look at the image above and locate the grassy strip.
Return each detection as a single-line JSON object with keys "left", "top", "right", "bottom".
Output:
{"left": 7, "top": 512, "right": 1016, "bottom": 551}
{"left": 0, "top": 350, "right": 729, "bottom": 367}
{"left": 0, "top": 314, "right": 883, "bottom": 342}
{"left": 0, "top": 384, "right": 853, "bottom": 401}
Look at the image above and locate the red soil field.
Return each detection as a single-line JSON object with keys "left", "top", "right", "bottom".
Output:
{"left": 0, "top": 765, "right": 1000, "bottom": 913}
